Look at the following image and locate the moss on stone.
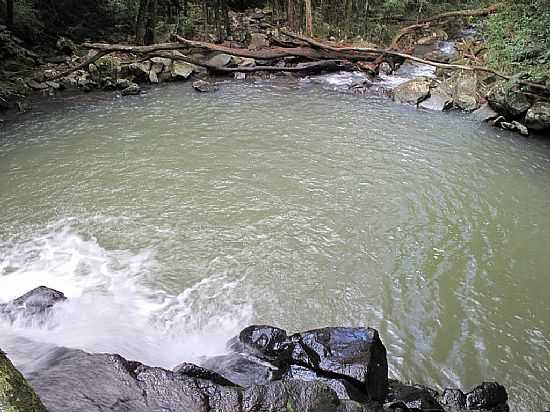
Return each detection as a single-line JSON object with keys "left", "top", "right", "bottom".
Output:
{"left": 0, "top": 350, "right": 47, "bottom": 412}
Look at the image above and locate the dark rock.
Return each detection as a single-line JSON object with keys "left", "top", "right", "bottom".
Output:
{"left": 488, "top": 115, "right": 506, "bottom": 128}
{"left": 392, "top": 78, "right": 432, "bottom": 106}
{"left": 243, "top": 379, "right": 341, "bottom": 412}
{"left": 56, "top": 37, "right": 77, "bottom": 55}
{"left": 0, "top": 96, "right": 9, "bottom": 111}
{"left": 439, "top": 388, "right": 467, "bottom": 411}
{"left": 466, "top": 382, "right": 508, "bottom": 410}
{"left": 27, "top": 79, "right": 49, "bottom": 90}
{"left": 121, "top": 83, "right": 141, "bottom": 96}
{"left": 336, "top": 399, "right": 366, "bottom": 412}
{"left": 0, "top": 286, "right": 66, "bottom": 325}
{"left": 239, "top": 325, "right": 290, "bottom": 358}
{"left": 284, "top": 365, "right": 368, "bottom": 402}
{"left": 173, "top": 362, "right": 237, "bottom": 386}
{"left": 386, "top": 381, "right": 443, "bottom": 411}
{"left": 201, "top": 352, "right": 283, "bottom": 386}
{"left": 116, "top": 78, "right": 132, "bottom": 90}
{"left": 471, "top": 103, "right": 499, "bottom": 122}
{"left": 525, "top": 101, "right": 550, "bottom": 131}
{"left": 192, "top": 80, "right": 219, "bottom": 93}
{"left": 486, "top": 82, "right": 532, "bottom": 118}
{"left": 290, "top": 327, "right": 388, "bottom": 401}
{"left": 44, "top": 55, "right": 70, "bottom": 64}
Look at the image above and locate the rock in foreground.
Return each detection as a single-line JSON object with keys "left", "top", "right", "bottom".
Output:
{"left": 0, "top": 288, "right": 511, "bottom": 412}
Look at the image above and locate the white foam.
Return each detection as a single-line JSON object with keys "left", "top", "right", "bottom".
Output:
{"left": 0, "top": 220, "right": 252, "bottom": 369}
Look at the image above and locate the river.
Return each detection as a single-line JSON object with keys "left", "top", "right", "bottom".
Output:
{"left": 1, "top": 78, "right": 549, "bottom": 410}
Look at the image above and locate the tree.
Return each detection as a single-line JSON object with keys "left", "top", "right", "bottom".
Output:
{"left": 304, "top": 0, "right": 313, "bottom": 36}
{"left": 6, "top": 0, "right": 14, "bottom": 28}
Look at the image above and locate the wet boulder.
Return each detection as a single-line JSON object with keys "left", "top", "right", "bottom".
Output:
{"left": 173, "top": 362, "right": 237, "bottom": 386}
{"left": 486, "top": 82, "right": 532, "bottom": 119}
{"left": 290, "top": 327, "right": 388, "bottom": 401}
{"left": 392, "top": 78, "right": 432, "bottom": 106}
{"left": 438, "top": 388, "right": 467, "bottom": 411}
{"left": 0, "top": 286, "right": 66, "bottom": 325}
{"left": 200, "top": 352, "right": 284, "bottom": 387}
{"left": 283, "top": 365, "right": 368, "bottom": 402}
{"left": 238, "top": 325, "right": 291, "bottom": 358}
{"left": 466, "top": 382, "right": 508, "bottom": 410}
{"left": 0, "top": 349, "right": 48, "bottom": 412}
{"left": 386, "top": 381, "right": 443, "bottom": 411}
{"left": 243, "top": 379, "right": 341, "bottom": 412}
{"left": 525, "top": 101, "right": 550, "bottom": 132}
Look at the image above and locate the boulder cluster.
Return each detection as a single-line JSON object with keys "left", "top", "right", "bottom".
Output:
{"left": 1, "top": 287, "right": 510, "bottom": 412}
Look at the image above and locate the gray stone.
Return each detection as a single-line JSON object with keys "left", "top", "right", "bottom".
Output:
{"left": 149, "top": 70, "right": 159, "bottom": 84}
{"left": 150, "top": 56, "right": 173, "bottom": 68}
{"left": 116, "top": 78, "right": 132, "bottom": 89}
{"left": 392, "top": 78, "right": 432, "bottom": 106}
{"left": 487, "top": 82, "right": 532, "bottom": 118}
{"left": 419, "top": 87, "right": 453, "bottom": 111}
{"left": 249, "top": 33, "right": 269, "bottom": 50}
{"left": 121, "top": 84, "right": 141, "bottom": 96}
{"left": 192, "top": 80, "right": 218, "bottom": 93}
{"left": 207, "top": 53, "right": 236, "bottom": 68}
{"left": 379, "top": 62, "right": 392, "bottom": 75}
{"left": 171, "top": 61, "right": 196, "bottom": 79}
{"left": 453, "top": 72, "right": 480, "bottom": 112}
{"left": 471, "top": 103, "right": 499, "bottom": 122}
{"left": 501, "top": 121, "right": 529, "bottom": 136}
{"left": 525, "top": 101, "right": 550, "bottom": 131}
{"left": 27, "top": 79, "right": 49, "bottom": 90}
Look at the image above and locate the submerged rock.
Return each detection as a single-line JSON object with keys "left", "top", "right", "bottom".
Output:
{"left": 0, "top": 349, "right": 47, "bottom": 412}
{"left": 524, "top": 101, "right": 550, "bottom": 132}
{"left": 121, "top": 83, "right": 141, "bottom": 96}
{"left": 501, "top": 120, "right": 529, "bottom": 136}
{"left": 0, "top": 286, "right": 66, "bottom": 326}
{"left": 193, "top": 80, "right": 219, "bottom": 93}
{"left": 392, "top": 78, "right": 432, "bottom": 106}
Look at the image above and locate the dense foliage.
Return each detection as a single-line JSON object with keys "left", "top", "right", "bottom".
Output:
{"left": 483, "top": 0, "right": 550, "bottom": 83}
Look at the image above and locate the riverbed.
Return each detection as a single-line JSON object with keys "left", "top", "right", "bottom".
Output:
{"left": 1, "top": 78, "right": 549, "bottom": 410}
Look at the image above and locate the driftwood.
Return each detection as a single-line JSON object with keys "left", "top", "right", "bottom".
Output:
{"left": 45, "top": 22, "right": 548, "bottom": 94}
{"left": 390, "top": 4, "right": 501, "bottom": 48}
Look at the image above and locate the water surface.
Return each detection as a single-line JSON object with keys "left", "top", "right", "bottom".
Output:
{"left": 1, "top": 79, "right": 549, "bottom": 410}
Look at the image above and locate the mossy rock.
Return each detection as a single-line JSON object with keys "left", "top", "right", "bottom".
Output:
{"left": 0, "top": 350, "right": 47, "bottom": 412}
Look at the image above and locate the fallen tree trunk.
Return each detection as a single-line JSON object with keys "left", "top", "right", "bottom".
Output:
{"left": 390, "top": 4, "right": 501, "bottom": 48}
{"left": 47, "top": 32, "right": 548, "bottom": 93}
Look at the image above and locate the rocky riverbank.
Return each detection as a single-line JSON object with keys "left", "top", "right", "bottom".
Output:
{"left": 1, "top": 10, "right": 549, "bottom": 136}
{"left": 0, "top": 286, "right": 511, "bottom": 412}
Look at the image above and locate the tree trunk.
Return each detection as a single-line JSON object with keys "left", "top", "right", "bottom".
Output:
{"left": 144, "top": 0, "right": 158, "bottom": 45}
{"left": 304, "top": 0, "right": 313, "bottom": 36}
{"left": 287, "top": 0, "right": 296, "bottom": 32}
{"left": 6, "top": 0, "right": 14, "bottom": 28}
{"left": 135, "top": 0, "right": 150, "bottom": 45}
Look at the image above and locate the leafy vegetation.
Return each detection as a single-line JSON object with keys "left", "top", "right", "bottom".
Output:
{"left": 483, "top": 0, "right": 550, "bottom": 84}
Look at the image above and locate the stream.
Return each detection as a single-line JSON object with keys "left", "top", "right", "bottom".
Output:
{"left": 1, "top": 78, "right": 549, "bottom": 410}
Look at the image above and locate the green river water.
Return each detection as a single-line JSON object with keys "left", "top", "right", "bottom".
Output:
{"left": 0, "top": 78, "right": 549, "bottom": 410}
